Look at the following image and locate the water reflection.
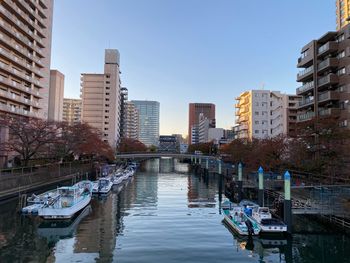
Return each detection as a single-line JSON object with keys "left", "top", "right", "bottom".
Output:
{"left": 0, "top": 159, "right": 349, "bottom": 263}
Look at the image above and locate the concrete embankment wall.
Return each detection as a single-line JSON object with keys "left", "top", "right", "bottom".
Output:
{"left": 0, "top": 161, "right": 94, "bottom": 202}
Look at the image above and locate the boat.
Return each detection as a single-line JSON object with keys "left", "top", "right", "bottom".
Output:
{"left": 38, "top": 180, "right": 93, "bottom": 219}
{"left": 92, "top": 177, "right": 113, "bottom": 194}
{"left": 22, "top": 189, "right": 60, "bottom": 214}
{"left": 239, "top": 200, "right": 287, "bottom": 234}
{"left": 222, "top": 200, "right": 260, "bottom": 236}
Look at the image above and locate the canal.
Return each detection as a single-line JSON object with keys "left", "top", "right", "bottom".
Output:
{"left": 0, "top": 159, "right": 350, "bottom": 262}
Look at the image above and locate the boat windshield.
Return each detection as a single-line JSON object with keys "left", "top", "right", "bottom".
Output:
{"left": 260, "top": 208, "right": 270, "bottom": 214}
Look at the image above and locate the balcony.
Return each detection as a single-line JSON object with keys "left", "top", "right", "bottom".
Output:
{"left": 299, "top": 97, "right": 314, "bottom": 108}
{"left": 318, "top": 73, "right": 338, "bottom": 89}
{"left": 0, "top": 76, "right": 42, "bottom": 98}
{"left": 297, "top": 65, "right": 314, "bottom": 82}
{"left": 297, "top": 111, "right": 315, "bottom": 122}
{"left": 16, "top": 0, "right": 45, "bottom": 28}
{"left": 0, "top": 47, "right": 43, "bottom": 78}
{"left": 0, "top": 103, "right": 38, "bottom": 117}
{"left": 318, "top": 108, "right": 341, "bottom": 117}
{"left": 318, "top": 91, "right": 340, "bottom": 103}
{"left": 0, "top": 5, "right": 44, "bottom": 50}
{"left": 297, "top": 54, "right": 313, "bottom": 68}
{"left": 317, "top": 57, "right": 338, "bottom": 73}
{"left": 317, "top": 41, "right": 338, "bottom": 57}
{"left": 296, "top": 81, "right": 314, "bottom": 95}
{"left": 239, "top": 115, "right": 248, "bottom": 122}
{"left": 239, "top": 124, "right": 248, "bottom": 130}
{"left": 0, "top": 89, "right": 40, "bottom": 108}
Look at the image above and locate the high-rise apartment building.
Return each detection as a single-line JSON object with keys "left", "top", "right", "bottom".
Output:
{"left": 63, "top": 98, "right": 82, "bottom": 125}
{"left": 124, "top": 101, "right": 139, "bottom": 140}
{"left": 81, "top": 49, "right": 121, "bottom": 148}
{"left": 296, "top": 24, "right": 350, "bottom": 128}
{"left": 119, "top": 87, "right": 128, "bottom": 139}
{"left": 0, "top": 0, "right": 53, "bottom": 167}
{"left": 132, "top": 100, "right": 159, "bottom": 146}
{"left": 336, "top": 0, "right": 350, "bottom": 30}
{"left": 198, "top": 113, "right": 216, "bottom": 143}
{"left": 48, "top": 69, "right": 64, "bottom": 121}
{"left": 235, "top": 90, "right": 299, "bottom": 139}
{"left": 0, "top": 0, "right": 53, "bottom": 119}
{"left": 188, "top": 103, "right": 215, "bottom": 144}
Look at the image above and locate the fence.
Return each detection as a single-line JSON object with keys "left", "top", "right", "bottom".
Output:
{"left": 0, "top": 160, "right": 94, "bottom": 194}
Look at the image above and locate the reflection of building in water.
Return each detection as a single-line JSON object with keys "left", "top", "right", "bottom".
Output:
{"left": 173, "top": 159, "right": 189, "bottom": 174}
{"left": 144, "top": 158, "right": 160, "bottom": 173}
{"left": 187, "top": 174, "right": 217, "bottom": 208}
{"left": 74, "top": 195, "right": 118, "bottom": 262}
{"left": 159, "top": 157, "right": 175, "bottom": 173}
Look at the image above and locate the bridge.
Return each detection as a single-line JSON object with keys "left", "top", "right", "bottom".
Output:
{"left": 116, "top": 152, "right": 218, "bottom": 160}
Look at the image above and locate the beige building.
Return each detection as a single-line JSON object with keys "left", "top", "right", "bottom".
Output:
{"left": 235, "top": 90, "right": 300, "bottom": 139}
{"left": 63, "top": 98, "right": 81, "bottom": 125}
{"left": 81, "top": 49, "right": 121, "bottom": 148}
{"left": 124, "top": 101, "right": 139, "bottom": 140}
{"left": 0, "top": 0, "right": 53, "bottom": 167}
{"left": 0, "top": 0, "right": 54, "bottom": 119}
{"left": 48, "top": 69, "right": 64, "bottom": 121}
{"left": 336, "top": 0, "right": 350, "bottom": 30}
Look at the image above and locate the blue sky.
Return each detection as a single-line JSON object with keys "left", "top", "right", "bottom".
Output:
{"left": 51, "top": 0, "right": 334, "bottom": 136}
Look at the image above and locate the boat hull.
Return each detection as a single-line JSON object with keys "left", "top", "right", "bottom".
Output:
{"left": 38, "top": 195, "right": 91, "bottom": 220}
{"left": 222, "top": 209, "right": 260, "bottom": 236}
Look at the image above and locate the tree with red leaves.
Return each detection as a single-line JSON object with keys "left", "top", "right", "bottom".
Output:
{"left": 118, "top": 138, "right": 147, "bottom": 153}
{"left": 0, "top": 115, "right": 60, "bottom": 166}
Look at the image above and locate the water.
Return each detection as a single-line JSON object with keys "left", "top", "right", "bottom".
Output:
{"left": 0, "top": 159, "right": 350, "bottom": 263}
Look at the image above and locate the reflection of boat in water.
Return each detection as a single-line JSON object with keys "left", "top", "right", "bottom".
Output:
{"left": 223, "top": 220, "right": 288, "bottom": 259}
{"left": 37, "top": 205, "right": 92, "bottom": 244}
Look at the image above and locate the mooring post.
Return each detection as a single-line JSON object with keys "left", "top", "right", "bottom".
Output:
{"left": 194, "top": 156, "right": 197, "bottom": 164}
{"left": 237, "top": 162, "right": 243, "bottom": 201}
{"left": 218, "top": 160, "right": 222, "bottom": 175}
{"left": 206, "top": 158, "right": 209, "bottom": 170}
{"left": 284, "top": 170, "right": 292, "bottom": 234}
{"left": 258, "top": 166, "right": 264, "bottom": 206}
{"left": 191, "top": 156, "right": 193, "bottom": 163}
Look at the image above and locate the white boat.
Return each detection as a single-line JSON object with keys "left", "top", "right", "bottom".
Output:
{"left": 38, "top": 181, "right": 93, "bottom": 220}
{"left": 251, "top": 207, "right": 287, "bottom": 233}
{"left": 92, "top": 177, "right": 113, "bottom": 194}
{"left": 222, "top": 200, "right": 260, "bottom": 236}
{"left": 239, "top": 200, "right": 287, "bottom": 234}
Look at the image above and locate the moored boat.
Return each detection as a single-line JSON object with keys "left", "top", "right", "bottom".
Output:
{"left": 239, "top": 200, "right": 287, "bottom": 234}
{"left": 38, "top": 180, "right": 93, "bottom": 219}
{"left": 222, "top": 200, "right": 260, "bottom": 236}
{"left": 92, "top": 177, "right": 113, "bottom": 194}
{"left": 22, "top": 189, "right": 60, "bottom": 214}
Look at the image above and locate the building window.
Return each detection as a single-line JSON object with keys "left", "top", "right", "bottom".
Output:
{"left": 106, "top": 81, "right": 110, "bottom": 84}
{"left": 340, "top": 120, "right": 348, "bottom": 127}
{"left": 106, "top": 87, "right": 110, "bottom": 90}
{"left": 105, "top": 110, "right": 109, "bottom": 113}
{"left": 105, "top": 104, "right": 109, "bottom": 107}
{"left": 105, "top": 116, "right": 109, "bottom": 118}
{"left": 106, "top": 75, "right": 110, "bottom": 78}
{"left": 104, "top": 128, "right": 108, "bottom": 131}
{"left": 255, "top": 130, "right": 259, "bottom": 134}
{"left": 337, "top": 50, "right": 345, "bottom": 59}
{"left": 336, "top": 34, "right": 345, "bottom": 43}
{"left": 105, "top": 98, "right": 109, "bottom": 101}
{"left": 255, "top": 121, "right": 259, "bottom": 124}
{"left": 106, "top": 93, "right": 110, "bottom": 96}
{"left": 255, "top": 111, "right": 259, "bottom": 115}
{"left": 337, "top": 67, "right": 346, "bottom": 76}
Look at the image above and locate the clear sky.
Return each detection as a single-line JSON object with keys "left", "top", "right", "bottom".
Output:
{"left": 51, "top": 0, "right": 334, "bottom": 136}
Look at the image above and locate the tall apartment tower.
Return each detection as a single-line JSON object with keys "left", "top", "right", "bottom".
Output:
{"left": 336, "top": 0, "right": 350, "bottom": 30}
{"left": 235, "top": 90, "right": 300, "bottom": 139}
{"left": 124, "top": 101, "right": 139, "bottom": 140}
{"left": 188, "top": 103, "right": 215, "bottom": 144}
{"left": 131, "top": 100, "right": 159, "bottom": 146}
{"left": 119, "top": 87, "right": 128, "bottom": 139}
{"left": 63, "top": 98, "right": 82, "bottom": 125}
{"left": 48, "top": 69, "right": 64, "bottom": 121}
{"left": 0, "top": 0, "right": 53, "bottom": 167}
{"left": 0, "top": 0, "right": 54, "bottom": 119}
{"left": 296, "top": 24, "right": 350, "bottom": 128}
{"left": 81, "top": 49, "right": 121, "bottom": 148}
